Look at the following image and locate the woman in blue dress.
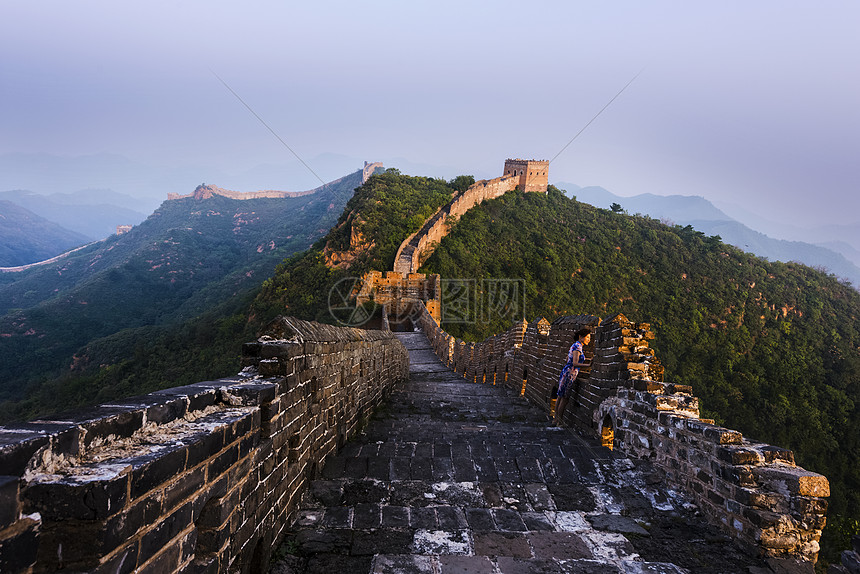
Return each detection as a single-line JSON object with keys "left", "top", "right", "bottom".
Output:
{"left": 553, "top": 328, "right": 591, "bottom": 425}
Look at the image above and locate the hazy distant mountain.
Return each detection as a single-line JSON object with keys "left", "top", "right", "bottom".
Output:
{"left": 560, "top": 184, "right": 734, "bottom": 224}
{"left": 714, "top": 200, "right": 860, "bottom": 265}
{"left": 0, "top": 189, "right": 149, "bottom": 240}
{"left": 684, "top": 219, "right": 860, "bottom": 285}
{"left": 558, "top": 182, "right": 860, "bottom": 287}
{"left": 0, "top": 152, "right": 383, "bottom": 207}
{"left": 0, "top": 167, "right": 369, "bottom": 403}
{"left": 0, "top": 201, "right": 91, "bottom": 266}
{"left": 819, "top": 240, "right": 860, "bottom": 268}
{"left": 46, "top": 188, "right": 154, "bottom": 213}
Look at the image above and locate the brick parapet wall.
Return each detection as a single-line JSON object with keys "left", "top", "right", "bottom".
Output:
{"left": 593, "top": 318, "right": 828, "bottom": 561}
{"left": 0, "top": 317, "right": 407, "bottom": 574}
{"left": 411, "top": 302, "right": 828, "bottom": 563}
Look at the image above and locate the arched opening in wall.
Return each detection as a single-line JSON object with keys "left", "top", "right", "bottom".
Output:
{"left": 492, "top": 366, "right": 497, "bottom": 386}
{"left": 550, "top": 382, "right": 558, "bottom": 415}
{"left": 601, "top": 414, "right": 614, "bottom": 450}
{"left": 505, "top": 364, "right": 510, "bottom": 385}
{"left": 521, "top": 367, "right": 529, "bottom": 396}
{"left": 482, "top": 369, "right": 486, "bottom": 384}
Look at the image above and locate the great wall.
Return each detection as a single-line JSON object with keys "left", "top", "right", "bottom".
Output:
{"left": 393, "top": 159, "right": 548, "bottom": 274}
{"left": 166, "top": 162, "right": 384, "bottom": 202}
{"left": 0, "top": 160, "right": 841, "bottom": 572}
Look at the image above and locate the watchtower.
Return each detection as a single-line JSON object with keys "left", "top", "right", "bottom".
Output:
{"left": 503, "top": 158, "right": 549, "bottom": 193}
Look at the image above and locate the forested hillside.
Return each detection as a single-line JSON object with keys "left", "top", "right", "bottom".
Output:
{"left": 251, "top": 169, "right": 457, "bottom": 322}
{"left": 0, "top": 170, "right": 364, "bottom": 419}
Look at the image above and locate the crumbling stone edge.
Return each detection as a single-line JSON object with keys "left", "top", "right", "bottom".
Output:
{"left": 0, "top": 316, "right": 408, "bottom": 573}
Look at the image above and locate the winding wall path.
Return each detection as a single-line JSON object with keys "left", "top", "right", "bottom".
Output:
{"left": 271, "top": 332, "right": 772, "bottom": 573}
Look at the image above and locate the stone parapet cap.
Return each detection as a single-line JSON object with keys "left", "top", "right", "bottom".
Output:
{"left": 753, "top": 465, "right": 830, "bottom": 498}
{"left": 0, "top": 377, "right": 276, "bottom": 480}
{"left": 259, "top": 315, "right": 397, "bottom": 344}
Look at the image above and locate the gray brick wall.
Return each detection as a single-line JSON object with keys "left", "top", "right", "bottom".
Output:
{"left": 0, "top": 316, "right": 408, "bottom": 573}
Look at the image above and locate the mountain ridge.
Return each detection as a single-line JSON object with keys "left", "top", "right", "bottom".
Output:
{"left": 0, "top": 200, "right": 92, "bottom": 266}
{"left": 0, "top": 167, "right": 371, "bottom": 409}
{"left": 561, "top": 182, "right": 860, "bottom": 287}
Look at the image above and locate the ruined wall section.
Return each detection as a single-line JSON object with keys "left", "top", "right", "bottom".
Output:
{"left": 356, "top": 271, "right": 442, "bottom": 324}
{"left": 0, "top": 317, "right": 407, "bottom": 574}
{"left": 411, "top": 301, "right": 828, "bottom": 564}
{"left": 167, "top": 184, "right": 316, "bottom": 201}
{"left": 362, "top": 161, "right": 384, "bottom": 183}
{"left": 593, "top": 315, "right": 828, "bottom": 562}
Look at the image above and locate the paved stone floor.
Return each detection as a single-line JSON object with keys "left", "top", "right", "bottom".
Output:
{"left": 270, "top": 332, "right": 773, "bottom": 574}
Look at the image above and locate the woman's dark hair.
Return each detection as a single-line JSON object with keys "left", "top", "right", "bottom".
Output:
{"left": 575, "top": 328, "right": 592, "bottom": 340}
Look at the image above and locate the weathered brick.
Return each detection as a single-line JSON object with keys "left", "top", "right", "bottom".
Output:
{"left": 0, "top": 515, "right": 39, "bottom": 573}
{"left": 185, "top": 429, "right": 226, "bottom": 469}
{"left": 78, "top": 407, "right": 146, "bottom": 447}
{"left": 753, "top": 466, "right": 830, "bottom": 497}
{"left": 220, "top": 383, "right": 278, "bottom": 407}
{"left": 130, "top": 445, "right": 189, "bottom": 500}
{"left": 760, "top": 445, "right": 795, "bottom": 465}
{"left": 208, "top": 444, "right": 240, "bottom": 480}
{"left": 0, "top": 476, "right": 19, "bottom": 529}
{"left": 717, "top": 446, "right": 764, "bottom": 466}
{"left": 163, "top": 465, "right": 205, "bottom": 512}
{"left": 138, "top": 503, "right": 192, "bottom": 566}
{"left": 703, "top": 427, "right": 743, "bottom": 445}
{"left": 24, "top": 465, "right": 130, "bottom": 521}
{"left": 0, "top": 430, "right": 50, "bottom": 477}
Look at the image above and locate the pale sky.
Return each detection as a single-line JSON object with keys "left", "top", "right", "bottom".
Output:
{"left": 2, "top": 1, "right": 859, "bottom": 230}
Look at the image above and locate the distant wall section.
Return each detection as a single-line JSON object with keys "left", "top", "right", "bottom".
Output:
{"left": 362, "top": 161, "right": 384, "bottom": 183}
{"left": 393, "top": 158, "right": 548, "bottom": 275}
{"left": 166, "top": 164, "right": 380, "bottom": 201}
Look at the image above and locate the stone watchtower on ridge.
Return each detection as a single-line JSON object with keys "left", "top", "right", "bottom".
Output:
{"left": 504, "top": 158, "right": 549, "bottom": 193}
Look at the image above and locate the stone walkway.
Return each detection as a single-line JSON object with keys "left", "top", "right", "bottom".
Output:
{"left": 270, "top": 333, "right": 768, "bottom": 574}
